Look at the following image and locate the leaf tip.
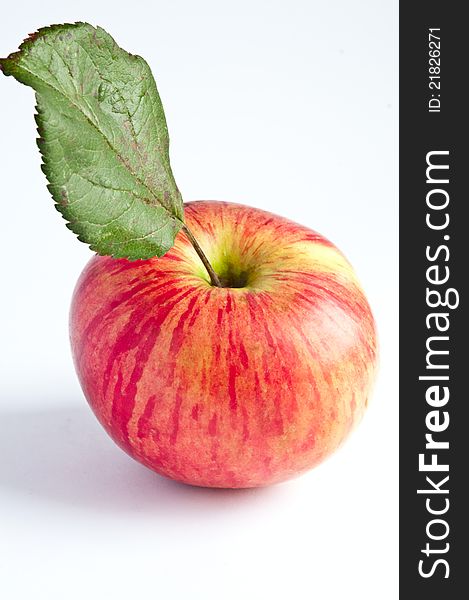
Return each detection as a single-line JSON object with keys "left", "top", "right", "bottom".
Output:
{"left": 0, "top": 56, "right": 13, "bottom": 77}
{"left": 1, "top": 22, "right": 98, "bottom": 71}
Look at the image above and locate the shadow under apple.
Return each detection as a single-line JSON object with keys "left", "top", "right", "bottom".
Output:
{"left": 0, "top": 397, "right": 284, "bottom": 515}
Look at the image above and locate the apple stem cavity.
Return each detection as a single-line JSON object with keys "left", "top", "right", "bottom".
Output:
{"left": 182, "top": 225, "right": 222, "bottom": 287}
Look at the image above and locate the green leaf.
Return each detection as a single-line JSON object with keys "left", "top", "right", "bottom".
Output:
{"left": 0, "top": 23, "right": 184, "bottom": 259}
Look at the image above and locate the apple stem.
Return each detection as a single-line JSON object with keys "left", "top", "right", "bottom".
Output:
{"left": 182, "top": 225, "right": 222, "bottom": 287}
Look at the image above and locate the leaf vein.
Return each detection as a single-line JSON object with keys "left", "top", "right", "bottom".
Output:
{"left": 17, "top": 62, "right": 179, "bottom": 220}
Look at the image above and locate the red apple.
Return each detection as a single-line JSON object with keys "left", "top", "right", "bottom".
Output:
{"left": 70, "top": 201, "right": 378, "bottom": 488}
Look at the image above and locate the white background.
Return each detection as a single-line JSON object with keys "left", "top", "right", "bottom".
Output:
{"left": 0, "top": 2, "right": 398, "bottom": 599}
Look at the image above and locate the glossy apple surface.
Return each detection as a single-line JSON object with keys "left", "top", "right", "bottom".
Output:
{"left": 70, "top": 201, "right": 378, "bottom": 487}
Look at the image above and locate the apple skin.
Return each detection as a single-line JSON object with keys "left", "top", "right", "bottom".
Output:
{"left": 70, "top": 201, "right": 378, "bottom": 488}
